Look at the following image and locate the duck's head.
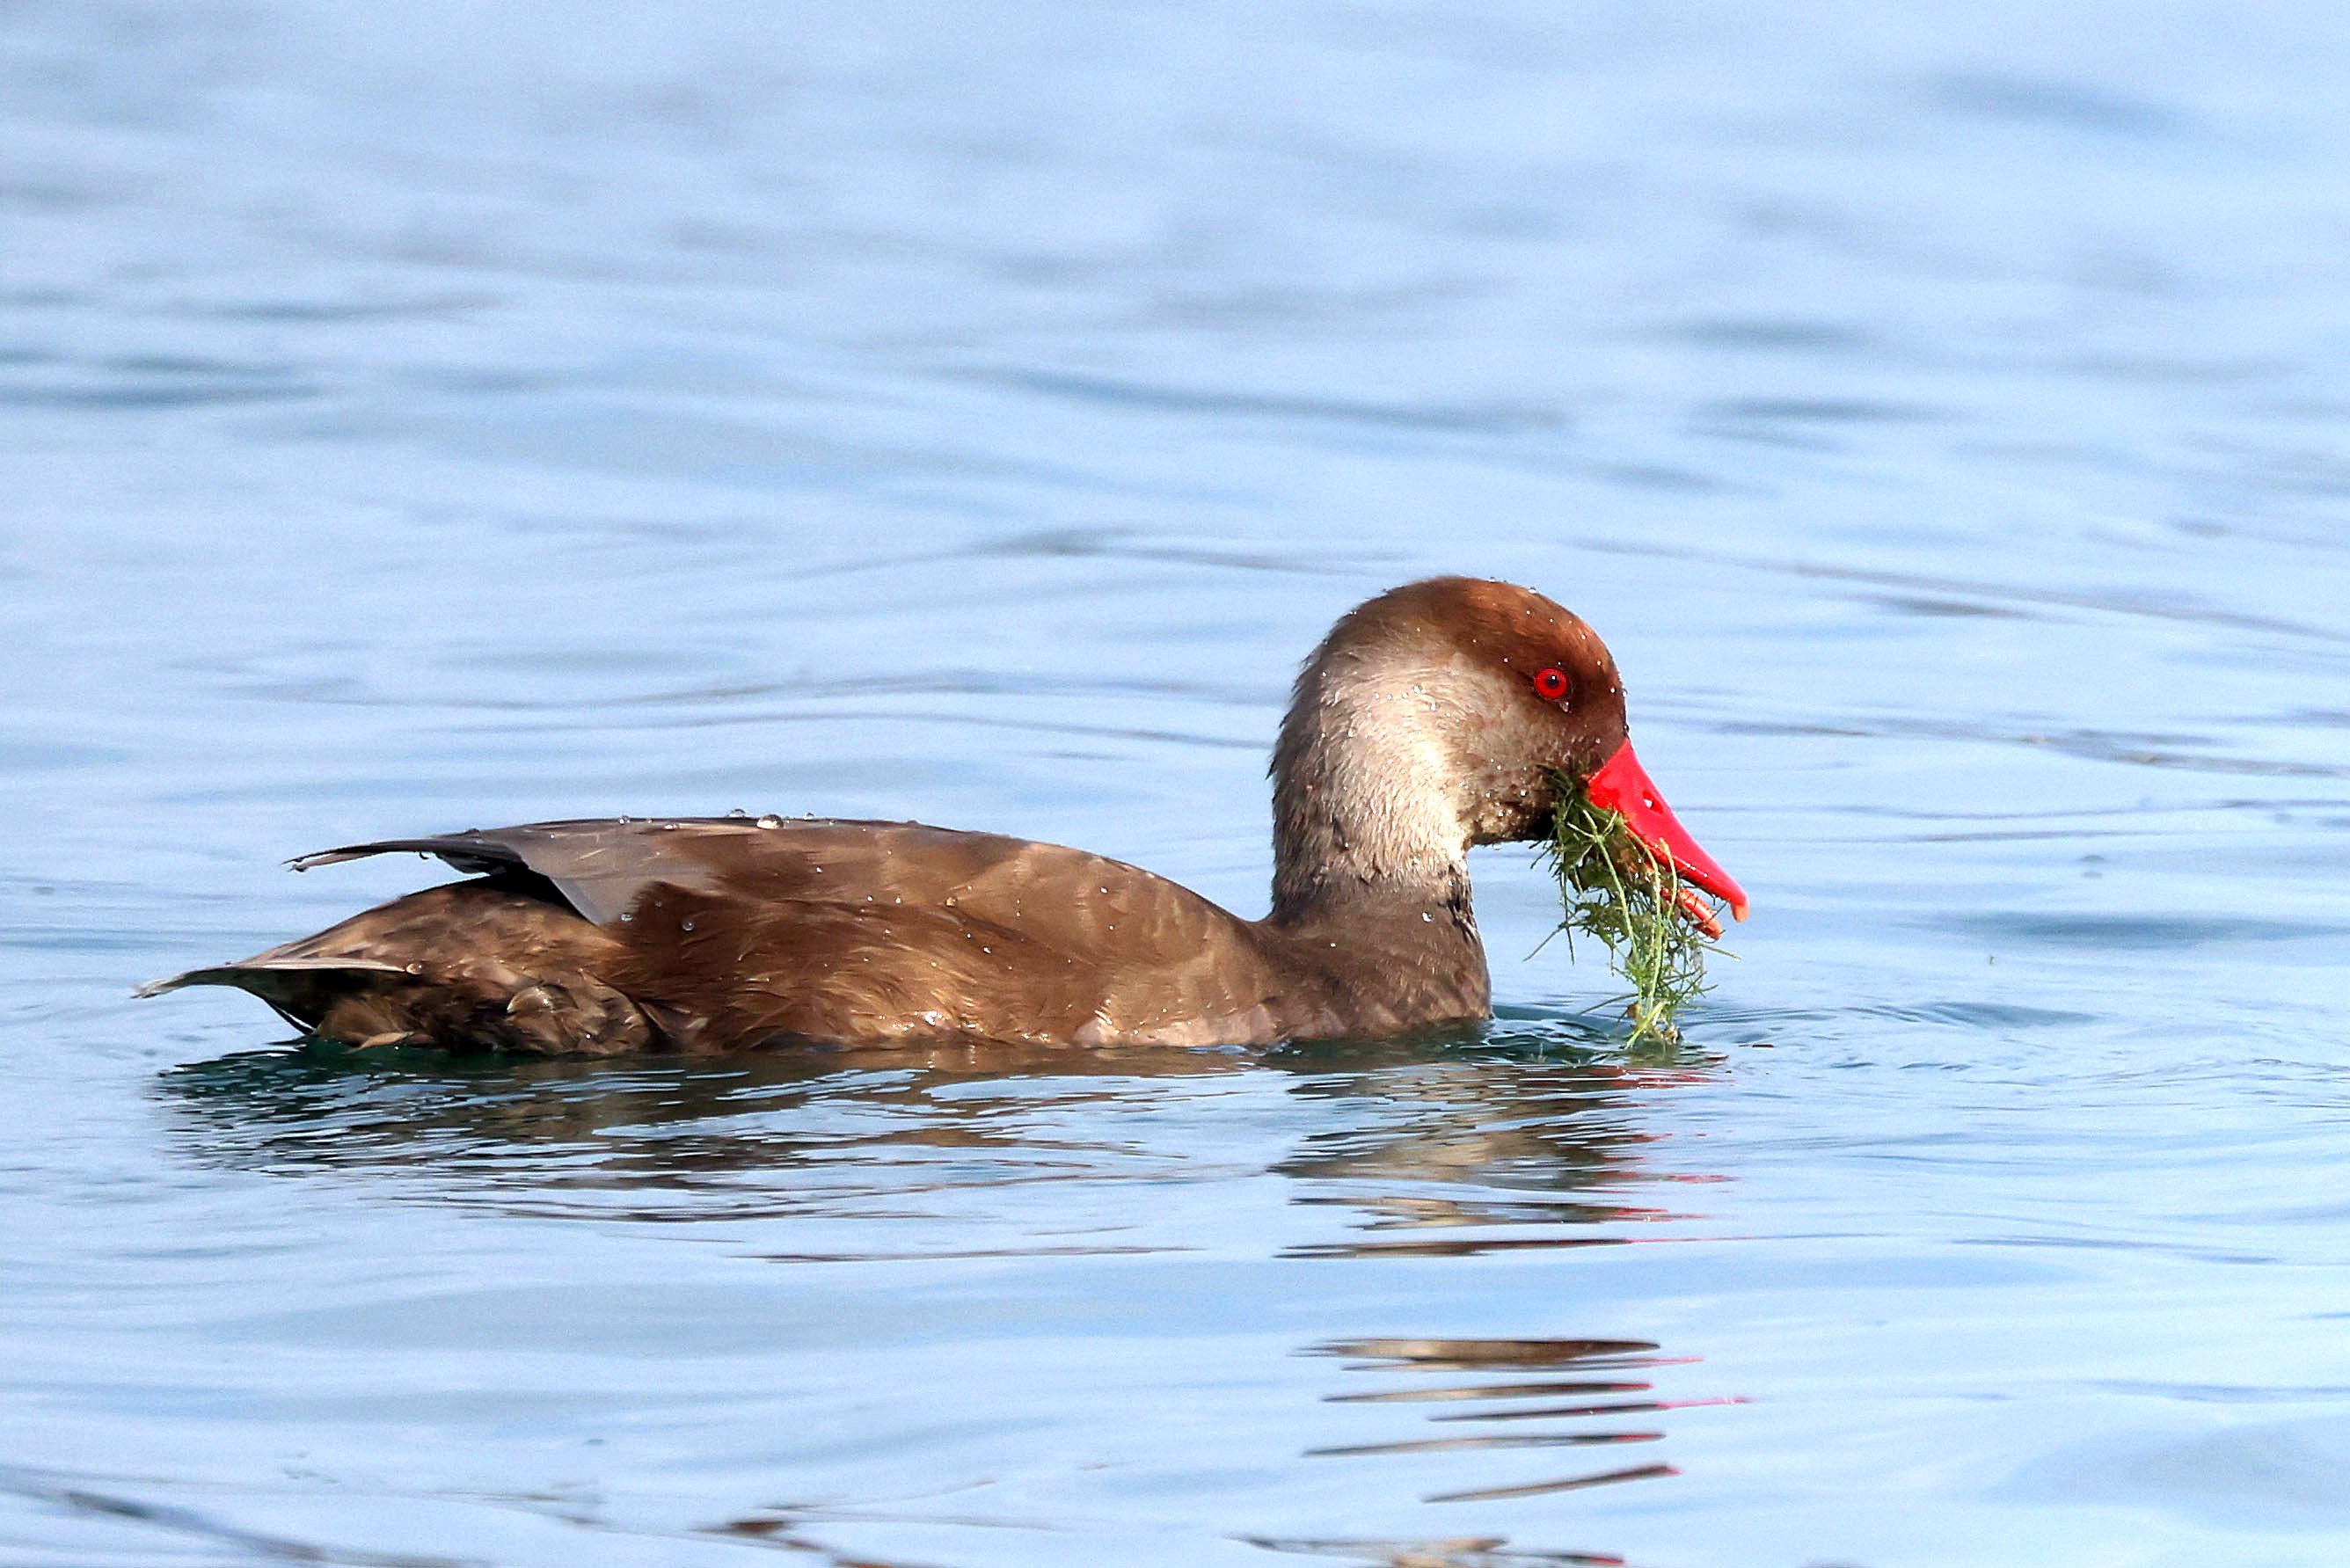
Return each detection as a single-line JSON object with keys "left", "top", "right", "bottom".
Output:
{"left": 1271, "top": 577, "right": 1746, "bottom": 923}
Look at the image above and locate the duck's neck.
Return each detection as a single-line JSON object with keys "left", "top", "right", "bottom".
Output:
{"left": 1266, "top": 644, "right": 1479, "bottom": 930}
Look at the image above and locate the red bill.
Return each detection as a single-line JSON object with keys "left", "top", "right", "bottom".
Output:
{"left": 1582, "top": 740, "right": 1748, "bottom": 932}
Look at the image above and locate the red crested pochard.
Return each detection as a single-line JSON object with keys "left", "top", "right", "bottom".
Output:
{"left": 141, "top": 578, "right": 1746, "bottom": 1054}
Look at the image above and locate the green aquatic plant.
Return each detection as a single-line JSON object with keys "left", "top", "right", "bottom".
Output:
{"left": 1540, "top": 772, "right": 1726, "bottom": 1045}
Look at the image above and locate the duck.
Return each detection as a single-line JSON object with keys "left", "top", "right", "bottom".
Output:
{"left": 140, "top": 578, "right": 1746, "bottom": 1055}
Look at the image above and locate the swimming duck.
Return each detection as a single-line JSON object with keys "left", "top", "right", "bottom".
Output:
{"left": 141, "top": 578, "right": 1745, "bottom": 1054}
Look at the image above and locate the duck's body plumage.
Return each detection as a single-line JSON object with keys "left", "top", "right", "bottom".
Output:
{"left": 148, "top": 816, "right": 1487, "bottom": 1053}
{"left": 142, "top": 579, "right": 1742, "bottom": 1054}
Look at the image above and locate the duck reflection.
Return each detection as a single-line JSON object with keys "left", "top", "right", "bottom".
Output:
{"left": 1246, "top": 1534, "right": 1628, "bottom": 1567}
{"left": 162, "top": 1027, "right": 1687, "bottom": 1185}
{"left": 1274, "top": 1034, "right": 1710, "bottom": 1259}
{"left": 1301, "top": 1336, "right": 1739, "bottom": 1508}
{"left": 159, "top": 1030, "right": 1713, "bottom": 1237}
{"left": 158, "top": 1025, "right": 1733, "bottom": 1548}
{"left": 160, "top": 1035, "right": 1275, "bottom": 1224}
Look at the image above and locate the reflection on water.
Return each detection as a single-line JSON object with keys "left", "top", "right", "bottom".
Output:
{"left": 161, "top": 1039, "right": 1261, "bottom": 1227}
{"left": 1306, "top": 1338, "right": 1709, "bottom": 1501}
{"left": 1275, "top": 1041, "right": 1713, "bottom": 1263}
{"left": 1247, "top": 1532, "right": 1629, "bottom": 1567}
{"left": 0, "top": 1462, "right": 484, "bottom": 1568}
{"left": 157, "top": 1029, "right": 1706, "bottom": 1227}
{"left": 158, "top": 1031, "right": 1733, "bottom": 1551}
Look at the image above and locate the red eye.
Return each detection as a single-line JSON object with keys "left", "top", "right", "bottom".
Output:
{"left": 1532, "top": 667, "right": 1570, "bottom": 701}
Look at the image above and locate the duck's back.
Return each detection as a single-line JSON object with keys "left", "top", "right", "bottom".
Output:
{"left": 145, "top": 818, "right": 1304, "bottom": 1053}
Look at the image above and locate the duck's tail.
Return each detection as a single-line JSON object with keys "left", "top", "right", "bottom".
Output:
{"left": 136, "top": 877, "right": 660, "bottom": 1056}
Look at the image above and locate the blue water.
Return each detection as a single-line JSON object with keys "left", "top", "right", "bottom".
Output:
{"left": 8, "top": 3, "right": 2350, "bottom": 1564}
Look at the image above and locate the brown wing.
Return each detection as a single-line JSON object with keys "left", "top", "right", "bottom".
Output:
{"left": 289, "top": 817, "right": 759, "bottom": 924}
{"left": 289, "top": 818, "right": 1303, "bottom": 1048}
{"left": 136, "top": 878, "right": 657, "bottom": 1055}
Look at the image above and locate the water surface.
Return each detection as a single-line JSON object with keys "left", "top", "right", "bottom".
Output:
{"left": 6, "top": 3, "right": 2350, "bottom": 1564}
